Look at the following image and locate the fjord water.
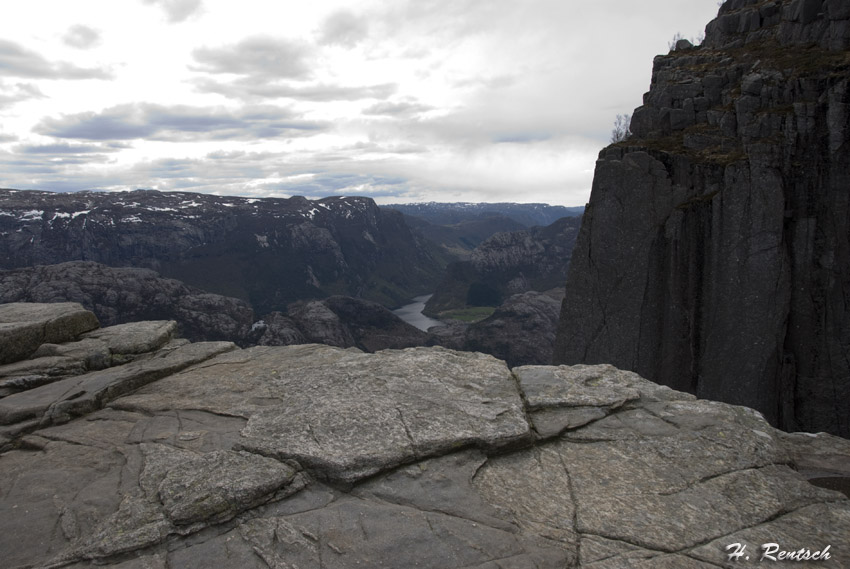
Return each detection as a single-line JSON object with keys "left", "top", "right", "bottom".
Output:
{"left": 393, "top": 294, "right": 443, "bottom": 331}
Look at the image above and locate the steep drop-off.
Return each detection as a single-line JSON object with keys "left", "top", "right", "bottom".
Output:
{"left": 555, "top": 0, "right": 850, "bottom": 436}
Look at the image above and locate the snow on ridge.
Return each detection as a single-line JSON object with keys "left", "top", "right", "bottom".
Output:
{"left": 20, "top": 210, "right": 44, "bottom": 220}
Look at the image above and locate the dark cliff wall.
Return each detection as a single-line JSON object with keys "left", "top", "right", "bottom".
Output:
{"left": 554, "top": 0, "right": 850, "bottom": 436}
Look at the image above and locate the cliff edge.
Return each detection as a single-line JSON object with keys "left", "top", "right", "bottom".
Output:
{"left": 1, "top": 303, "right": 849, "bottom": 567}
{"left": 554, "top": 0, "right": 850, "bottom": 436}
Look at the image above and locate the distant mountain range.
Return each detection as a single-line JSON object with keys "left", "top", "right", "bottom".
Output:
{"left": 382, "top": 202, "right": 584, "bottom": 260}
{"left": 383, "top": 202, "right": 584, "bottom": 227}
{"left": 1, "top": 189, "right": 582, "bottom": 366}
{"left": 0, "top": 189, "right": 443, "bottom": 313}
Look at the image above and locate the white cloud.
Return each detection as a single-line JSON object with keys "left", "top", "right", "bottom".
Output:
{"left": 194, "top": 77, "right": 397, "bottom": 103}
{"left": 35, "top": 103, "right": 327, "bottom": 142}
{"left": 0, "top": 81, "right": 44, "bottom": 109}
{"left": 192, "top": 36, "right": 312, "bottom": 79}
{"left": 142, "top": 0, "right": 204, "bottom": 23}
{"left": 318, "top": 9, "right": 370, "bottom": 47}
{"left": 0, "top": 39, "right": 112, "bottom": 79}
{"left": 63, "top": 25, "right": 101, "bottom": 49}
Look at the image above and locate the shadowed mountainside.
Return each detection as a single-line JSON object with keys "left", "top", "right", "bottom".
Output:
{"left": 0, "top": 189, "right": 443, "bottom": 313}
{"left": 426, "top": 216, "right": 581, "bottom": 316}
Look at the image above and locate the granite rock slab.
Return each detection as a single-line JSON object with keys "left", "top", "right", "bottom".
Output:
{"left": 0, "top": 302, "right": 99, "bottom": 364}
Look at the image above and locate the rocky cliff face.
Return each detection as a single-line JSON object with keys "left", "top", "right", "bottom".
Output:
{"left": 555, "top": 0, "right": 850, "bottom": 436}
{"left": 1, "top": 303, "right": 849, "bottom": 568}
{"left": 0, "top": 189, "right": 442, "bottom": 312}
{"left": 434, "top": 290, "right": 563, "bottom": 367}
{"left": 426, "top": 215, "right": 581, "bottom": 315}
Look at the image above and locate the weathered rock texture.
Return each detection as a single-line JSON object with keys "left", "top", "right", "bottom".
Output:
{"left": 461, "top": 290, "right": 562, "bottom": 367}
{"left": 0, "top": 302, "right": 99, "bottom": 365}
{"left": 1, "top": 303, "right": 848, "bottom": 568}
{"left": 555, "top": 0, "right": 850, "bottom": 436}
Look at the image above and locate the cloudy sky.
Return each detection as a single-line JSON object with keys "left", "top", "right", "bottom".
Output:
{"left": 1, "top": 0, "right": 719, "bottom": 206}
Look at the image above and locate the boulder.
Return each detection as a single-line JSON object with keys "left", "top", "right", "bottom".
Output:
{"left": 0, "top": 302, "right": 99, "bottom": 364}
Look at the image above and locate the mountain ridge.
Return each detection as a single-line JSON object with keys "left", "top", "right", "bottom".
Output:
{"left": 0, "top": 188, "right": 443, "bottom": 312}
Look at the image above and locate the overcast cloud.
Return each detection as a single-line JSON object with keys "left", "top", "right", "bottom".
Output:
{"left": 0, "top": 0, "right": 721, "bottom": 205}
{"left": 142, "top": 0, "right": 204, "bottom": 23}
{"left": 62, "top": 25, "right": 102, "bottom": 50}
{"left": 0, "top": 39, "right": 112, "bottom": 80}
{"left": 36, "top": 103, "right": 326, "bottom": 141}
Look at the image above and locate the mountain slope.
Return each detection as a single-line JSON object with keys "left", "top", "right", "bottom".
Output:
{"left": 426, "top": 215, "right": 581, "bottom": 315}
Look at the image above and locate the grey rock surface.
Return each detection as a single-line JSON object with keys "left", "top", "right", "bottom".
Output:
{"left": 0, "top": 340, "right": 236, "bottom": 432}
{"left": 0, "top": 262, "right": 255, "bottom": 344}
{"left": 0, "top": 305, "right": 847, "bottom": 568}
{"left": 0, "top": 320, "right": 179, "bottom": 397}
{"left": 115, "top": 345, "right": 532, "bottom": 484}
{"left": 0, "top": 302, "right": 99, "bottom": 364}
{"left": 555, "top": 0, "right": 850, "bottom": 437}
{"left": 463, "top": 291, "right": 561, "bottom": 367}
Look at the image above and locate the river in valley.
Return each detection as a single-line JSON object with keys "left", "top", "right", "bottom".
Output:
{"left": 393, "top": 294, "right": 443, "bottom": 331}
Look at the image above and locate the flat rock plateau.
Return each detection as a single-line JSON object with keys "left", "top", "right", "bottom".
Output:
{"left": 1, "top": 302, "right": 848, "bottom": 568}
